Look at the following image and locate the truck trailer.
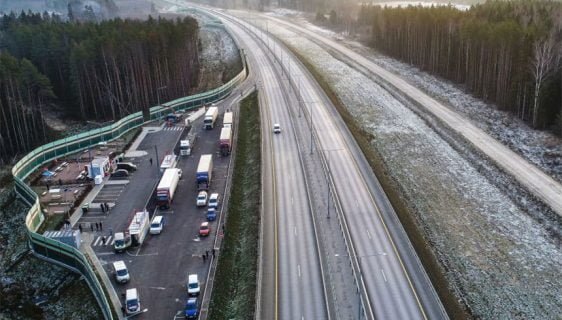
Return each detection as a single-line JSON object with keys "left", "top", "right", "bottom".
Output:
{"left": 128, "top": 210, "right": 150, "bottom": 246}
{"left": 203, "top": 107, "right": 219, "bottom": 130}
{"left": 160, "top": 154, "right": 177, "bottom": 173}
{"left": 219, "top": 127, "right": 232, "bottom": 156}
{"left": 223, "top": 111, "right": 233, "bottom": 128}
{"left": 196, "top": 154, "right": 213, "bottom": 190}
{"left": 156, "top": 168, "right": 181, "bottom": 209}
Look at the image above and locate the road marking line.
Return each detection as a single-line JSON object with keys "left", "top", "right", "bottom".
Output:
{"left": 297, "top": 264, "right": 301, "bottom": 277}
{"left": 110, "top": 238, "right": 115, "bottom": 245}
{"left": 366, "top": 229, "right": 372, "bottom": 240}
{"left": 291, "top": 196, "right": 294, "bottom": 205}
{"left": 381, "top": 269, "right": 387, "bottom": 282}
{"left": 149, "top": 286, "right": 166, "bottom": 290}
{"left": 294, "top": 226, "right": 297, "bottom": 236}
{"left": 93, "top": 236, "right": 101, "bottom": 246}
{"left": 105, "top": 236, "right": 112, "bottom": 244}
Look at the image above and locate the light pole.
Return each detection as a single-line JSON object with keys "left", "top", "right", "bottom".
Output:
{"left": 321, "top": 148, "right": 342, "bottom": 219}
{"left": 157, "top": 86, "right": 167, "bottom": 107}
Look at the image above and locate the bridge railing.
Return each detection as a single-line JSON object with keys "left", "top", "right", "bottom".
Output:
{"left": 12, "top": 27, "right": 247, "bottom": 319}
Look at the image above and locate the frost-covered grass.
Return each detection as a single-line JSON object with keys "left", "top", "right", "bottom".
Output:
{"left": 252, "top": 16, "right": 562, "bottom": 319}
{"left": 209, "top": 92, "right": 260, "bottom": 319}
{"left": 0, "top": 188, "right": 101, "bottom": 319}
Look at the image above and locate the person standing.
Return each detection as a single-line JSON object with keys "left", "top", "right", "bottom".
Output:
{"left": 205, "top": 250, "right": 209, "bottom": 259}
{"left": 149, "top": 158, "right": 153, "bottom": 166}
{"left": 90, "top": 224, "right": 94, "bottom": 232}
{"left": 212, "top": 248, "right": 215, "bottom": 258}
{"left": 100, "top": 203, "right": 105, "bottom": 213}
{"left": 99, "top": 221, "right": 103, "bottom": 231}
{"left": 78, "top": 224, "right": 83, "bottom": 233}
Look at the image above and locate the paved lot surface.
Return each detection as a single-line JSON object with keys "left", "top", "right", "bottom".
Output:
{"left": 76, "top": 108, "right": 232, "bottom": 319}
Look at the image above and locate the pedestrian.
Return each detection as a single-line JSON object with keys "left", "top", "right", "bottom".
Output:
{"left": 90, "top": 223, "right": 94, "bottom": 232}
{"left": 100, "top": 203, "right": 105, "bottom": 213}
{"left": 58, "top": 178, "right": 62, "bottom": 186}
{"left": 105, "top": 203, "right": 109, "bottom": 212}
{"left": 149, "top": 158, "right": 153, "bottom": 166}
{"left": 109, "top": 228, "right": 113, "bottom": 236}
{"left": 205, "top": 250, "right": 209, "bottom": 258}
{"left": 212, "top": 248, "right": 215, "bottom": 257}
{"left": 95, "top": 222, "right": 99, "bottom": 231}
{"left": 99, "top": 221, "right": 103, "bottom": 231}
{"left": 222, "top": 224, "right": 225, "bottom": 233}
{"left": 101, "top": 236, "right": 106, "bottom": 245}
{"left": 202, "top": 254, "right": 206, "bottom": 262}
{"left": 78, "top": 224, "right": 83, "bottom": 233}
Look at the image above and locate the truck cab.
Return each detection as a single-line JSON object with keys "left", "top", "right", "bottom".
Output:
{"left": 113, "top": 232, "right": 132, "bottom": 252}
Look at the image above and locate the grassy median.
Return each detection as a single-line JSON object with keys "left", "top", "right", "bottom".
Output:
{"left": 208, "top": 91, "right": 261, "bottom": 319}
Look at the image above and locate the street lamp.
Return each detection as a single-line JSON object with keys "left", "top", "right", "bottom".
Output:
{"left": 321, "top": 148, "right": 343, "bottom": 219}
{"left": 157, "top": 86, "right": 167, "bottom": 107}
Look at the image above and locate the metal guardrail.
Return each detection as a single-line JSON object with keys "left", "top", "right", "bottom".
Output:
{"left": 12, "top": 29, "right": 247, "bottom": 319}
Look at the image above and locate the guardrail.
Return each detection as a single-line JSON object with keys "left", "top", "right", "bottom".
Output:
{"left": 12, "top": 25, "right": 247, "bottom": 319}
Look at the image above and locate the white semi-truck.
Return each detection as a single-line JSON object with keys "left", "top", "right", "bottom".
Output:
{"left": 204, "top": 106, "right": 219, "bottom": 129}
{"left": 223, "top": 111, "right": 233, "bottom": 128}
{"left": 128, "top": 210, "right": 150, "bottom": 246}
{"left": 156, "top": 168, "right": 181, "bottom": 209}
{"left": 160, "top": 154, "right": 177, "bottom": 173}
{"left": 180, "top": 140, "right": 191, "bottom": 156}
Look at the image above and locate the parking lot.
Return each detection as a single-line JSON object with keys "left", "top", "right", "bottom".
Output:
{"left": 75, "top": 106, "right": 233, "bottom": 319}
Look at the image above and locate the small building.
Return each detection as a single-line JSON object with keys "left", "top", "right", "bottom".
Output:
{"left": 86, "top": 156, "right": 110, "bottom": 179}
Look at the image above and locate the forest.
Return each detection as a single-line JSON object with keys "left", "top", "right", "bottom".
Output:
{"left": 0, "top": 12, "right": 200, "bottom": 164}
{"left": 359, "top": 0, "right": 562, "bottom": 135}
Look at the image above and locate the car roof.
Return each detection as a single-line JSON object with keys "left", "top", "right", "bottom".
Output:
{"left": 209, "top": 193, "right": 219, "bottom": 199}
{"left": 201, "top": 222, "right": 209, "bottom": 227}
{"left": 188, "top": 274, "right": 198, "bottom": 282}
{"left": 198, "top": 190, "right": 207, "bottom": 195}
{"left": 187, "top": 297, "right": 197, "bottom": 303}
{"left": 151, "top": 215, "right": 163, "bottom": 223}
{"left": 113, "top": 260, "right": 126, "bottom": 269}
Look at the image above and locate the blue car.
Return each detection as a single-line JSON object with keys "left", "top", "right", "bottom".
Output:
{"left": 185, "top": 297, "right": 198, "bottom": 319}
{"left": 206, "top": 208, "right": 217, "bottom": 221}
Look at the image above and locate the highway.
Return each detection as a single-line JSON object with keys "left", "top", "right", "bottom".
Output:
{"left": 217, "top": 9, "right": 448, "bottom": 320}
{"left": 212, "top": 10, "right": 330, "bottom": 320}
{"left": 265, "top": 15, "right": 562, "bottom": 219}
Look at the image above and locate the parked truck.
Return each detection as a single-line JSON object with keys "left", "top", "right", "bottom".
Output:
{"left": 128, "top": 210, "right": 150, "bottom": 246}
{"left": 219, "top": 127, "right": 232, "bottom": 156}
{"left": 160, "top": 154, "right": 177, "bottom": 173}
{"left": 223, "top": 111, "right": 233, "bottom": 128}
{"left": 203, "top": 107, "right": 219, "bottom": 129}
{"left": 180, "top": 140, "right": 191, "bottom": 156}
{"left": 156, "top": 168, "right": 181, "bottom": 209}
{"left": 196, "top": 154, "right": 213, "bottom": 190}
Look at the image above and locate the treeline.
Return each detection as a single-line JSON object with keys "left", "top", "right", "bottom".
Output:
{"left": 361, "top": 0, "right": 562, "bottom": 133}
{"left": 0, "top": 12, "right": 200, "bottom": 163}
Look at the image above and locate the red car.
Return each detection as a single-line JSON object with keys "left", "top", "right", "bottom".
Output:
{"left": 199, "top": 222, "right": 210, "bottom": 237}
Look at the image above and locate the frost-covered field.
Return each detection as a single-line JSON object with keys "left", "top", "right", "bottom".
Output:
{"left": 0, "top": 189, "right": 100, "bottom": 319}
{"left": 249, "top": 15, "right": 562, "bottom": 318}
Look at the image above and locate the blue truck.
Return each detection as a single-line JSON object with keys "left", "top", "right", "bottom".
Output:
{"left": 196, "top": 154, "right": 213, "bottom": 190}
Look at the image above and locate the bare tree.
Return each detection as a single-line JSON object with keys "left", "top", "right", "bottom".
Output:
{"left": 530, "top": 36, "right": 560, "bottom": 128}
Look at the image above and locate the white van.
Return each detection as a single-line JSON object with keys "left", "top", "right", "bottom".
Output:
{"left": 187, "top": 274, "right": 200, "bottom": 296}
{"left": 125, "top": 288, "right": 141, "bottom": 314}
{"left": 112, "top": 260, "right": 130, "bottom": 283}
{"left": 150, "top": 216, "right": 164, "bottom": 235}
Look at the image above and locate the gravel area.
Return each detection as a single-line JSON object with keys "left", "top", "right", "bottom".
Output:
{"left": 256, "top": 16, "right": 562, "bottom": 319}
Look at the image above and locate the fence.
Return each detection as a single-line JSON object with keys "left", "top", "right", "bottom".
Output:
{"left": 12, "top": 35, "right": 247, "bottom": 319}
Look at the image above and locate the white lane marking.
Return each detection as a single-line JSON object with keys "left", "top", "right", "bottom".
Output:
{"left": 294, "top": 226, "right": 297, "bottom": 236}
{"left": 106, "top": 236, "right": 112, "bottom": 244}
{"left": 297, "top": 264, "right": 301, "bottom": 278}
{"left": 366, "top": 229, "right": 372, "bottom": 240}
{"left": 291, "top": 196, "right": 294, "bottom": 205}
{"left": 110, "top": 238, "right": 115, "bottom": 245}
{"left": 93, "top": 236, "right": 101, "bottom": 246}
{"left": 381, "top": 269, "right": 388, "bottom": 282}
{"left": 149, "top": 286, "right": 166, "bottom": 290}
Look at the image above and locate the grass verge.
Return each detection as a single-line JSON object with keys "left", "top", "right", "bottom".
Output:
{"left": 289, "top": 48, "right": 469, "bottom": 318}
{"left": 208, "top": 91, "right": 261, "bottom": 319}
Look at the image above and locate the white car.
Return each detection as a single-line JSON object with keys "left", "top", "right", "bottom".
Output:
{"left": 196, "top": 191, "right": 208, "bottom": 207}
{"left": 208, "top": 193, "right": 219, "bottom": 209}
{"left": 187, "top": 274, "right": 200, "bottom": 296}
{"left": 273, "top": 123, "right": 281, "bottom": 134}
{"left": 113, "top": 261, "right": 130, "bottom": 284}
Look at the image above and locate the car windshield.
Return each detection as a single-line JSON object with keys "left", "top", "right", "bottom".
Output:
{"left": 200, "top": 226, "right": 208, "bottom": 230}
{"left": 151, "top": 223, "right": 160, "bottom": 228}
{"left": 198, "top": 195, "right": 205, "bottom": 200}
{"left": 116, "top": 269, "right": 128, "bottom": 276}
{"left": 187, "top": 300, "right": 196, "bottom": 308}
{"left": 188, "top": 283, "right": 198, "bottom": 289}
{"left": 126, "top": 299, "right": 138, "bottom": 308}
{"left": 115, "top": 239, "right": 124, "bottom": 246}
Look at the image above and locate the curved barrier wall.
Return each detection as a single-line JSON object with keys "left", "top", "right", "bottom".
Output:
{"left": 12, "top": 41, "right": 247, "bottom": 319}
